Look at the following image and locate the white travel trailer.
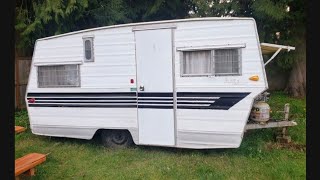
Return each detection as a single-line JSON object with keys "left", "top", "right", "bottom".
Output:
{"left": 25, "top": 17, "right": 296, "bottom": 149}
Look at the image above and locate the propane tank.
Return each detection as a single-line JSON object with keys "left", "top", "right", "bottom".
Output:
{"left": 250, "top": 101, "right": 270, "bottom": 123}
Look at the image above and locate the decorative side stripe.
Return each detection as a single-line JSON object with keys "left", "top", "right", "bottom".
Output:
{"left": 138, "top": 102, "right": 173, "bottom": 104}
{"left": 138, "top": 105, "right": 173, "bottom": 109}
{"left": 28, "top": 104, "right": 137, "bottom": 108}
{"left": 34, "top": 101, "right": 137, "bottom": 104}
{"left": 30, "top": 97, "right": 138, "bottom": 100}
{"left": 27, "top": 92, "right": 136, "bottom": 97}
{"left": 177, "top": 92, "right": 250, "bottom": 110}
{"left": 27, "top": 92, "right": 250, "bottom": 110}
{"left": 138, "top": 92, "right": 173, "bottom": 97}
{"left": 138, "top": 98, "right": 173, "bottom": 100}
{"left": 177, "top": 92, "right": 249, "bottom": 97}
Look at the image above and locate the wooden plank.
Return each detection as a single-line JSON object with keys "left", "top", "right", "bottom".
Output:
{"left": 245, "top": 120, "right": 297, "bottom": 130}
{"left": 15, "top": 126, "right": 26, "bottom": 134}
{"left": 15, "top": 153, "right": 46, "bottom": 176}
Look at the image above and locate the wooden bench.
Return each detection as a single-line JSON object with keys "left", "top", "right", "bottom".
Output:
{"left": 15, "top": 126, "right": 26, "bottom": 134}
{"left": 15, "top": 153, "right": 47, "bottom": 179}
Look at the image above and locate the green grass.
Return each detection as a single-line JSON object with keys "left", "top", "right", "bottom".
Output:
{"left": 15, "top": 91, "right": 306, "bottom": 179}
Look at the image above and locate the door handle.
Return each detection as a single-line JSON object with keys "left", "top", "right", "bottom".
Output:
{"left": 139, "top": 85, "right": 145, "bottom": 91}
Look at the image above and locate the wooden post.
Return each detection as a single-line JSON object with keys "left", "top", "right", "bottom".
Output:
{"left": 284, "top": 103, "right": 290, "bottom": 121}
{"left": 15, "top": 58, "right": 20, "bottom": 109}
{"left": 15, "top": 57, "right": 32, "bottom": 109}
{"left": 25, "top": 168, "right": 35, "bottom": 176}
{"left": 276, "top": 103, "right": 291, "bottom": 143}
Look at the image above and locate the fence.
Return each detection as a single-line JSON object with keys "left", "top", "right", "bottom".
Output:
{"left": 15, "top": 57, "right": 32, "bottom": 109}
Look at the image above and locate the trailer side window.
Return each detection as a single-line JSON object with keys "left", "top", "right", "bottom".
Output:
{"left": 181, "top": 48, "right": 241, "bottom": 76}
{"left": 182, "top": 50, "right": 212, "bottom": 76}
{"left": 83, "top": 37, "right": 94, "bottom": 62}
{"left": 214, "top": 49, "right": 241, "bottom": 76}
{"left": 38, "top": 64, "right": 80, "bottom": 88}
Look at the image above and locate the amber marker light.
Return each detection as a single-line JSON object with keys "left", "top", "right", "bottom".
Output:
{"left": 249, "top": 75, "right": 259, "bottom": 81}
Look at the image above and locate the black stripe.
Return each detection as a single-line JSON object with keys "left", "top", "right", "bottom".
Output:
{"left": 177, "top": 98, "right": 216, "bottom": 101}
{"left": 138, "top": 102, "right": 172, "bottom": 104}
{"left": 34, "top": 101, "right": 214, "bottom": 104}
{"left": 210, "top": 97, "right": 246, "bottom": 110}
{"left": 31, "top": 102, "right": 215, "bottom": 105}
{"left": 177, "top": 106, "right": 229, "bottom": 110}
{"left": 177, "top": 102, "right": 212, "bottom": 104}
{"left": 29, "top": 104, "right": 173, "bottom": 109}
{"left": 177, "top": 92, "right": 249, "bottom": 97}
{"left": 138, "top": 92, "right": 173, "bottom": 97}
{"left": 29, "top": 104, "right": 137, "bottom": 108}
{"left": 27, "top": 92, "right": 136, "bottom": 97}
{"left": 138, "top": 98, "right": 173, "bottom": 100}
{"left": 138, "top": 105, "right": 173, "bottom": 109}
{"left": 34, "top": 101, "right": 137, "bottom": 104}
{"left": 28, "top": 97, "right": 137, "bottom": 100}
{"left": 31, "top": 101, "right": 213, "bottom": 105}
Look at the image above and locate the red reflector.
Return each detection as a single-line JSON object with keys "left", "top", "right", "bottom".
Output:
{"left": 130, "top": 79, "right": 134, "bottom": 84}
{"left": 28, "top": 98, "right": 35, "bottom": 103}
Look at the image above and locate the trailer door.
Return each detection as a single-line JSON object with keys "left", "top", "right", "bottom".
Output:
{"left": 135, "top": 28, "right": 175, "bottom": 146}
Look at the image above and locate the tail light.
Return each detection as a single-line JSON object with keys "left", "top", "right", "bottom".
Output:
{"left": 28, "top": 98, "right": 35, "bottom": 103}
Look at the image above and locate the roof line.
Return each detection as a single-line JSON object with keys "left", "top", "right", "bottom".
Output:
{"left": 38, "top": 17, "right": 255, "bottom": 41}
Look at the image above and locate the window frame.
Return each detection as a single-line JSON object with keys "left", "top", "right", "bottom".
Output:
{"left": 180, "top": 48, "right": 242, "bottom": 77}
{"left": 82, "top": 36, "right": 94, "bottom": 62}
{"left": 37, "top": 64, "right": 81, "bottom": 88}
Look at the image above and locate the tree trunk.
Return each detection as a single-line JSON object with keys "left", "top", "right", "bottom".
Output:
{"left": 285, "top": 32, "right": 306, "bottom": 98}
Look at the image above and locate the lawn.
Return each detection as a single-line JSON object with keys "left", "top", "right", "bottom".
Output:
{"left": 15, "top": 91, "right": 306, "bottom": 179}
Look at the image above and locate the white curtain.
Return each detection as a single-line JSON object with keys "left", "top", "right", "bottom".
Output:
{"left": 183, "top": 50, "right": 211, "bottom": 75}
{"left": 38, "top": 65, "right": 80, "bottom": 87}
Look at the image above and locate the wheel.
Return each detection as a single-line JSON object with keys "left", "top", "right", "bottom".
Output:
{"left": 101, "top": 130, "right": 133, "bottom": 148}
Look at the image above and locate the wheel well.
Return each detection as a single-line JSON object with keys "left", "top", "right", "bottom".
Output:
{"left": 92, "top": 129, "right": 133, "bottom": 139}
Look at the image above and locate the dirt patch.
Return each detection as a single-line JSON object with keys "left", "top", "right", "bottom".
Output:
{"left": 265, "top": 142, "right": 306, "bottom": 152}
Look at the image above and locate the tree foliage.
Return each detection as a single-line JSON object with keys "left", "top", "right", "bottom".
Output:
{"left": 15, "top": 0, "right": 192, "bottom": 54}
{"left": 191, "top": 0, "right": 305, "bottom": 69}
{"left": 16, "top": 0, "right": 90, "bottom": 54}
{"left": 15, "top": 0, "right": 306, "bottom": 96}
{"left": 190, "top": 0, "right": 306, "bottom": 96}
{"left": 15, "top": 0, "right": 306, "bottom": 62}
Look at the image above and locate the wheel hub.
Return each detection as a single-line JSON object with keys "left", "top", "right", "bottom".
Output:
{"left": 112, "top": 132, "right": 126, "bottom": 144}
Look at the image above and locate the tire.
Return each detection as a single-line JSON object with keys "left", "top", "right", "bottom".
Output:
{"left": 101, "top": 130, "right": 133, "bottom": 148}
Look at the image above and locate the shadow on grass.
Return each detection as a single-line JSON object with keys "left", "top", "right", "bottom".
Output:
{"left": 44, "top": 134, "right": 102, "bottom": 147}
